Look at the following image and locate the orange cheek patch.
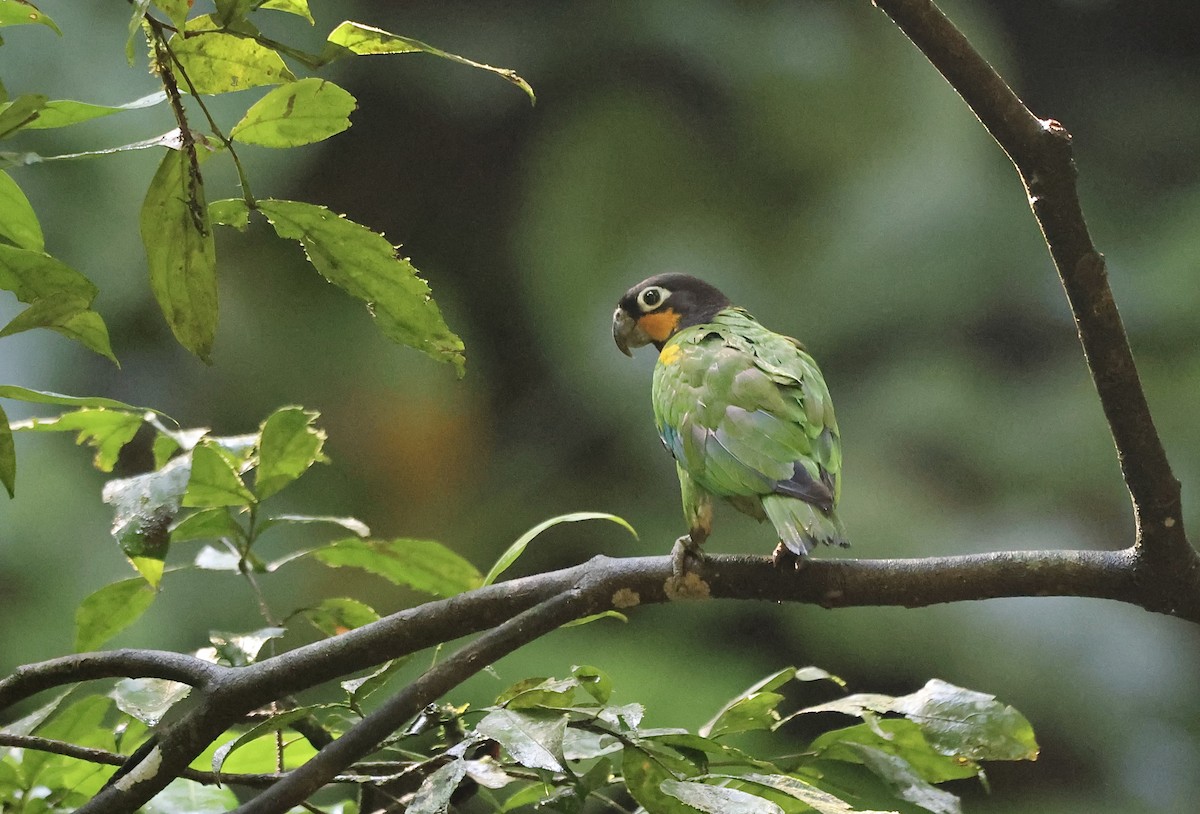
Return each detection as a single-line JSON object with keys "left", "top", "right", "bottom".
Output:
{"left": 638, "top": 308, "right": 681, "bottom": 343}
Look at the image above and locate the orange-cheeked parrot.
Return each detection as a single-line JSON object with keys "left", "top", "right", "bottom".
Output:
{"left": 612, "top": 273, "right": 847, "bottom": 573}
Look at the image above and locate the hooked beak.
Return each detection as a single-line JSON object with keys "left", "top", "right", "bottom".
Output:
{"left": 612, "top": 308, "right": 650, "bottom": 357}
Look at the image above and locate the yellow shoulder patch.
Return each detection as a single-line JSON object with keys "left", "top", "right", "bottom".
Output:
{"left": 658, "top": 343, "right": 683, "bottom": 366}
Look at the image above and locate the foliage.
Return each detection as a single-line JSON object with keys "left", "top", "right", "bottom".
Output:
{"left": 0, "top": 2, "right": 1051, "bottom": 812}
{"left": 0, "top": 0, "right": 537, "bottom": 493}
{"left": 0, "top": 394, "right": 1038, "bottom": 811}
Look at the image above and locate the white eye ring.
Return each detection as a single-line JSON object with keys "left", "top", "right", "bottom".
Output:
{"left": 637, "top": 286, "right": 669, "bottom": 312}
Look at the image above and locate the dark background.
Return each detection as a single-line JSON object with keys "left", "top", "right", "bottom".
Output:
{"left": 3, "top": 2, "right": 1200, "bottom": 811}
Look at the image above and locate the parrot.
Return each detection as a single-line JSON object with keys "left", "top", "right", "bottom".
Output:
{"left": 612, "top": 273, "right": 847, "bottom": 575}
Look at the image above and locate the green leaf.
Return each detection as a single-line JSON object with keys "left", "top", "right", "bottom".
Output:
{"left": 110, "top": 677, "right": 191, "bottom": 727}
{"left": 171, "top": 507, "right": 243, "bottom": 543}
{"left": 0, "top": 1, "right": 61, "bottom": 34}
{"left": 141, "top": 147, "right": 218, "bottom": 361}
{"left": 572, "top": 665, "right": 612, "bottom": 704}
{"left": 561, "top": 609, "right": 628, "bottom": 628}
{"left": 700, "top": 667, "right": 800, "bottom": 738}
{"left": 323, "top": 21, "right": 534, "bottom": 104}
{"left": 151, "top": 0, "right": 189, "bottom": 30}
{"left": 261, "top": 0, "right": 312, "bottom": 24}
{"left": 170, "top": 15, "right": 296, "bottom": 95}
{"left": 185, "top": 442, "right": 256, "bottom": 507}
{"left": 340, "top": 658, "right": 406, "bottom": 706}
{"left": 661, "top": 780, "right": 783, "bottom": 814}
{"left": 800, "top": 679, "right": 1038, "bottom": 763}
{"left": 475, "top": 709, "right": 567, "bottom": 772}
{"left": 22, "top": 695, "right": 112, "bottom": 785}
{"left": 496, "top": 676, "right": 580, "bottom": 710}
{"left": 191, "top": 728, "right": 318, "bottom": 775}
{"left": 102, "top": 456, "right": 191, "bottom": 585}
{"left": 0, "top": 386, "right": 144, "bottom": 411}
{"left": 0, "top": 93, "right": 46, "bottom": 138}
{"left": 0, "top": 292, "right": 118, "bottom": 363}
{"left": 0, "top": 244, "right": 115, "bottom": 361}
{"left": 211, "top": 705, "right": 324, "bottom": 773}
{"left": 314, "top": 537, "right": 482, "bottom": 597}
{"left": 22, "top": 92, "right": 167, "bottom": 131}
{"left": 482, "top": 511, "right": 637, "bottom": 586}
{"left": 0, "top": 403, "right": 13, "bottom": 498}
{"left": 647, "top": 734, "right": 778, "bottom": 773}
{"left": 153, "top": 432, "right": 180, "bottom": 468}
{"left": 143, "top": 779, "right": 238, "bottom": 814}
{"left": 810, "top": 720, "right": 980, "bottom": 785}
{"left": 13, "top": 408, "right": 143, "bottom": 471}
{"left": 303, "top": 597, "right": 379, "bottom": 637}
{"left": 256, "top": 198, "right": 465, "bottom": 374}
{"left": 733, "top": 773, "right": 892, "bottom": 814}
{"left": 408, "top": 758, "right": 469, "bottom": 814}
{"left": 231, "top": 78, "right": 356, "bottom": 148}
{"left": 254, "top": 406, "right": 327, "bottom": 499}
{"left": 74, "top": 578, "right": 158, "bottom": 651}
{"left": 209, "top": 197, "right": 250, "bottom": 229}
{"left": 622, "top": 742, "right": 703, "bottom": 814}
{"left": 0, "top": 168, "right": 43, "bottom": 249}
{"left": 213, "top": 0, "right": 254, "bottom": 26}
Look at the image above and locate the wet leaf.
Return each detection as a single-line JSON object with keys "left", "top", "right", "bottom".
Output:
{"left": 111, "top": 677, "right": 191, "bottom": 727}
{"left": 661, "top": 779, "right": 783, "bottom": 814}
{"left": 475, "top": 709, "right": 567, "bottom": 772}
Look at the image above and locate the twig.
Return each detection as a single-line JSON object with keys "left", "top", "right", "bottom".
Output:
{"left": 869, "top": 0, "right": 1191, "bottom": 568}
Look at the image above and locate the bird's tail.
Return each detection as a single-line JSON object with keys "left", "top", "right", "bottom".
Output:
{"left": 761, "top": 494, "right": 848, "bottom": 556}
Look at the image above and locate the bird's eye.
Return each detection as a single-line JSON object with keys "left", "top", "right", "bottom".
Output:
{"left": 637, "top": 286, "right": 668, "bottom": 312}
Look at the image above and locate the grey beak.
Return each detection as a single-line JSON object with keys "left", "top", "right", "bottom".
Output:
{"left": 612, "top": 308, "right": 635, "bottom": 357}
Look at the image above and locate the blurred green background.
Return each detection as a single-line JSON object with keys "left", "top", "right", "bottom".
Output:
{"left": 3, "top": 1, "right": 1200, "bottom": 812}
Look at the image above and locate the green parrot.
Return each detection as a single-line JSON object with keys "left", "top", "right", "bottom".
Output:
{"left": 612, "top": 273, "right": 847, "bottom": 572}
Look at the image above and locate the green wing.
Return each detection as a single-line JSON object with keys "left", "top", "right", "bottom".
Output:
{"left": 652, "top": 308, "right": 845, "bottom": 553}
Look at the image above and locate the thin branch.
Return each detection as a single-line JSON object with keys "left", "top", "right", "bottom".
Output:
{"left": 870, "top": 0, "right": 1188, "bottom": 556}
{"left": 0, "top": 650, "right": 222, "bottom": 710}
{"left": 234, "top": 587, "right": 595, "bottom": 813}
{"left": 0, "top": 733, "right": 386, "bottom": 789}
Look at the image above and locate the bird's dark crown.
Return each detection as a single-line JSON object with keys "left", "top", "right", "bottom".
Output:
{"left": 617, "top": 273, "right": 733, "bottom": 330}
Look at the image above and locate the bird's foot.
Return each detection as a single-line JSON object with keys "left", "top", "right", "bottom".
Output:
{"left": 671, "top": 534, "right": 705, "bottom": 581}
{"left": 771, "top": 542, "right": 807, "bottom": 571}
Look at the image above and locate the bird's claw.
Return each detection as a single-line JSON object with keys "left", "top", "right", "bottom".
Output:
{"left": 771, "top": 541, "right": 807, "bottom": 570}
{"left": 671, "top": 534, "right": 704, "bottom": 581}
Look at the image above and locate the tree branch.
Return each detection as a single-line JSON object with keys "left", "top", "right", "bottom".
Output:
{"left": 870, "top": 0, "right": 1189, "bottom": 551}
{"left": 0, "top": 650, "right": 222, "bottom": 711}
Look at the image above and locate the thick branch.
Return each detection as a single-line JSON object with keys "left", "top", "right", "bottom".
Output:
{"left": 871, "top": 0, "right": 1188, "bottom": 558}
{"left": 15, "top": 546, "right": 1200, "bottom": 814}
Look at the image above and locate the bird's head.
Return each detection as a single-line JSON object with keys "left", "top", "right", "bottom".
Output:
{"left": 612, "top": 273, "right": 732, "bottom": 356}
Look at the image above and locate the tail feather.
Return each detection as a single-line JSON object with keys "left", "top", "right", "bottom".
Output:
{"left": 761, "top": 494, "right": 848, "bottom": 556}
